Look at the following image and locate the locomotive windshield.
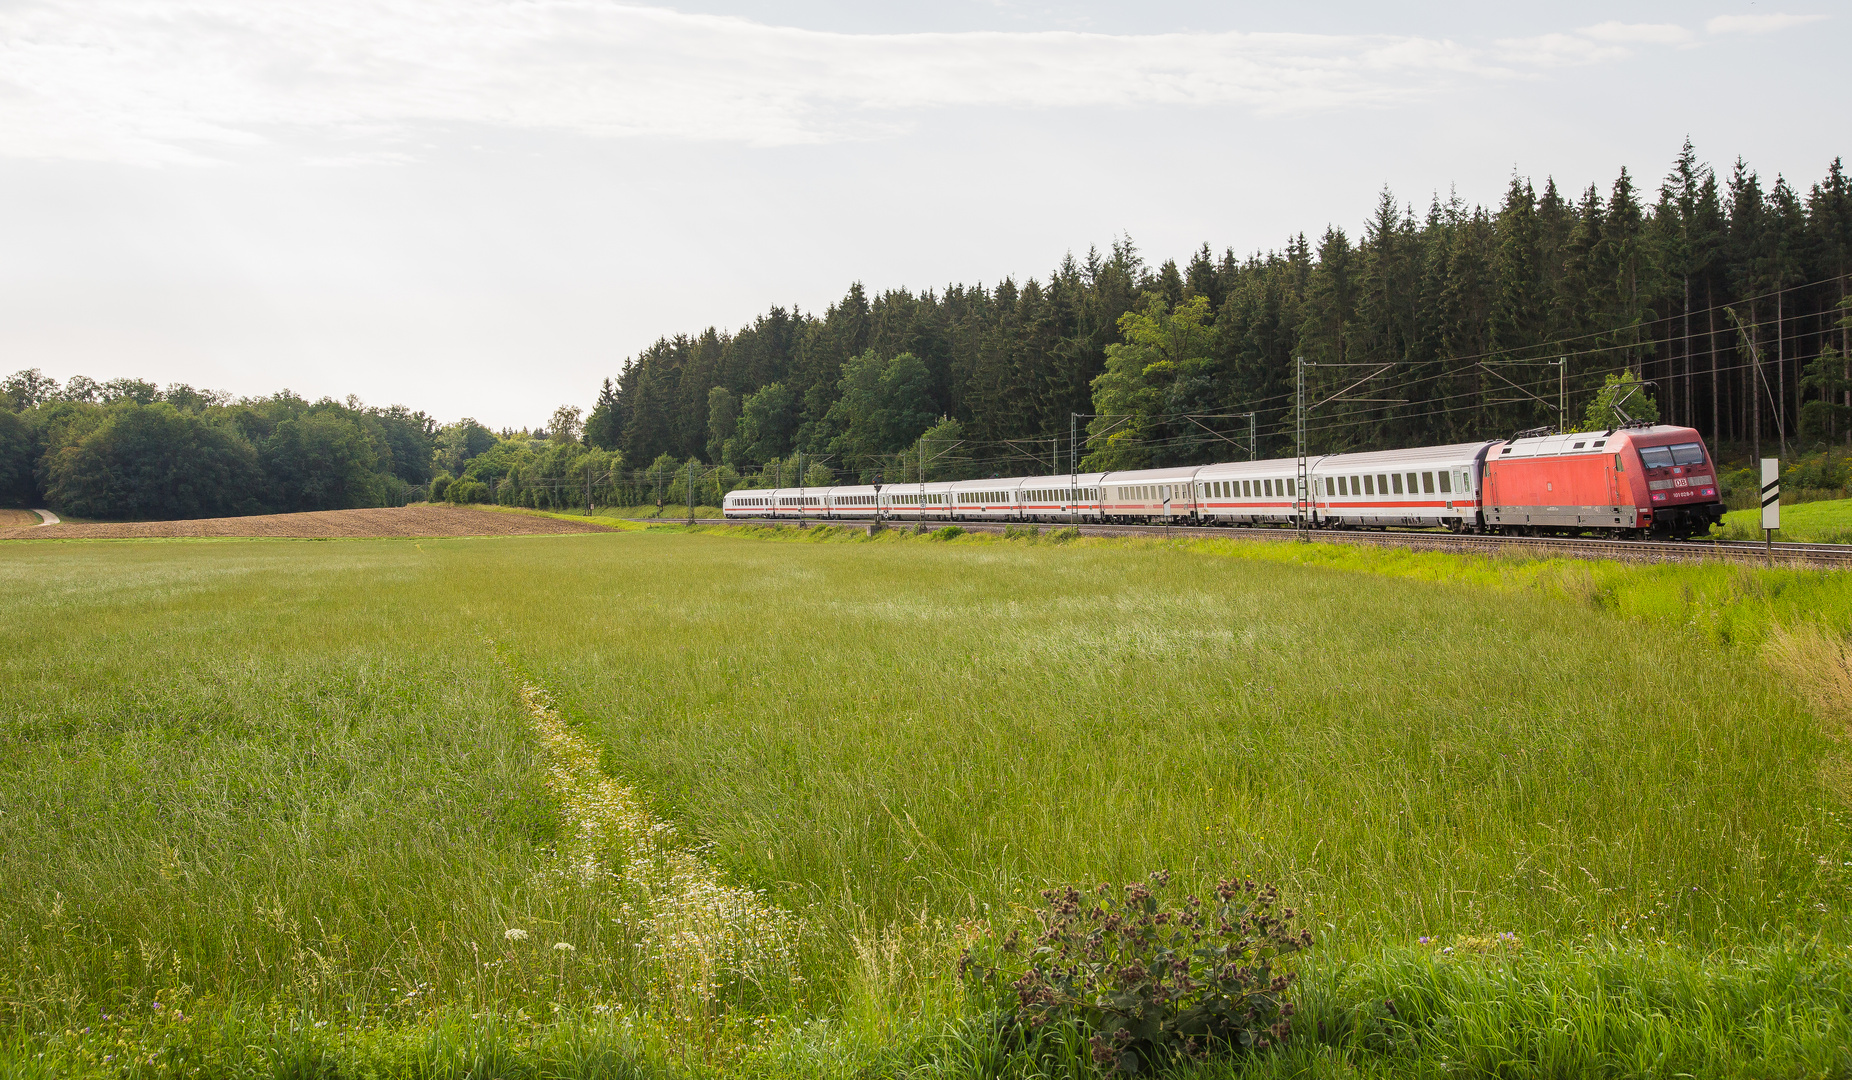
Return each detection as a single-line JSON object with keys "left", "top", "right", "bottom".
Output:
{"left": 1668, "top": 442, "right": 1706, "bottom": 465}
{"left": 1638, "top": 446, "right": 1676, "bottom": 468}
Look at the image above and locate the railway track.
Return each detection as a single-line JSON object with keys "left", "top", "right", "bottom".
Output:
{"left": 681, "top": 516, "right": 1852, "bottom": 568}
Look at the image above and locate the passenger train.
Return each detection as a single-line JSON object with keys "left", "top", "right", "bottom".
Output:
{"left": 722, "top": 423, "right": 1726, "bottom": 539}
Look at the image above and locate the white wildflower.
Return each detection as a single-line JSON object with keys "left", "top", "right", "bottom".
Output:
{"left": 503, "top": 928, "right": 529, "bottom": 942}
{"left": 507, "top": 671, "right": 802, "bottom": 1006}
{"left": 553, "top": 941, "right": 575, "bottom": 952}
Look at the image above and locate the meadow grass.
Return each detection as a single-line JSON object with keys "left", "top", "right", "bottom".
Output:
{"left": 1719, "top": 496, "right": 1852, "bottom": 543}
{"left": 1, "top": 528, "right": 1850, "bottom": 1076}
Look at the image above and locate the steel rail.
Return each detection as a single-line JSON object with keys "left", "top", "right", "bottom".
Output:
{"left": 682, "top": 516, "right": 1852, "bottom": 568}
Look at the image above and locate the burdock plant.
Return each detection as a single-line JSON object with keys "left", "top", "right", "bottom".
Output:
{"left": 962, "top": 872, "right": 1312, "bottom": 1074}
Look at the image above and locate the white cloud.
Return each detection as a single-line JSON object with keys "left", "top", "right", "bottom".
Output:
{"left": 0, "top": 1, "right": 1692, "bottom": 167}
{"left": 1496, "top": 22, "right": 1695, "bottom": 68}
{"left": 1579, "top": 22, "right": 1695, "bottom": 45}
{"left": 1705, "top": 12, "right": 1829, "bottom": 35}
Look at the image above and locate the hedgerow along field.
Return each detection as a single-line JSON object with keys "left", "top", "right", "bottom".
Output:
{"left": 2, "top": 526, "right": 1851, "bottom": 1078}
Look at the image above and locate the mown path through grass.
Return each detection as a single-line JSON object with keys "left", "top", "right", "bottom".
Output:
{"left": 1, "top": 529, "right": 1849, "bottom": 1077}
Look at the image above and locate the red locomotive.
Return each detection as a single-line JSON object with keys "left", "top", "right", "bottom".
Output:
{"left": 1483, "top": 424, "right": 1723, "bottom": 539}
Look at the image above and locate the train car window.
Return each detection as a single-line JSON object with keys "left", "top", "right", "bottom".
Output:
{"left": 1639, "top": 446, "right": 1675, "bottom": 468}
{"left": 1361, "top": 475, "right": 1372, "bottom": 495}
{"left": 1437, "top": 472, "right": 1451, "bottom": 494}
{"left": 1615, "top": 454, "right": 1625, "bottom": 471}
{"left": 1422, "top": 472, "right": 1435, "bottom": 493}
{"left": 1391, "top": 474, "right": 1403, "bottom": 495}
{"left": 1377, "top": 474, "right": 1390, "bottom": 495}
{"left": 1669, "top": 443, "right": 1706, "bottom": 465}
{"left": 1405, "top": 473, "right": 1417, "bottom": 492}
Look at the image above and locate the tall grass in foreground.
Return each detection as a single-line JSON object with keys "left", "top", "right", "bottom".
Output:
{"left": 0, "top": 530, "right": 1849, "bottom": 1076}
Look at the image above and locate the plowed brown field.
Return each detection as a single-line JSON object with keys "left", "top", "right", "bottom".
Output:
{"left": 0, "top": 506, "right": 615, "bottom": 540}
{"left": 0, "top": 509, "right": 43, "bottom": 529}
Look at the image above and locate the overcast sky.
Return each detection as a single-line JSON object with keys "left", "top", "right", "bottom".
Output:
{"left": 0, "top": 1, "right": 1841, "bottom": 429}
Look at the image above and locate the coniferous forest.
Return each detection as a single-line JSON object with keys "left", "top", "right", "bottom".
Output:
{"left": 590, "top": 143, "right": 1852, "bottom": 486}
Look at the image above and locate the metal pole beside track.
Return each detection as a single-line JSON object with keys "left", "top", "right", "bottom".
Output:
{"left": 1558, "top": 357, "right": 1567, "bottom": 429}
{"left": 1295, "top": 357, "right": 1309, "bottom": 540}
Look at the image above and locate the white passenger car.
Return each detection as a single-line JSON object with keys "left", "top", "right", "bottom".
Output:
{"left": 943, "top": 479, "right": 1022, "bottom": 521}
{"left": 825, "top": 485, "right": 881, "bottom": 517}
{"left": 1095, "top": 465, "right": 1204, "bottom": 522}
{"left": 1008, "top": 473, "right": 1107, "bottom": 523}
{"left": 878, "top": 483, "right": 955, "bottom": 522}
{"left": 1194, "top": 457, "right": 1307, "bottom": 525}
{"left": 1308, "top": 442, "right": 1493, "bottom": 529}
{"left": 722, "top": 487, "right": 826, "bottom": 520}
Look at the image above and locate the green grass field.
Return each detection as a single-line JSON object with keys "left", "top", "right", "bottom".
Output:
{"left": 3, "top": 527, "right": 1851, "bottom": 1077}
{"left": 1719, "top": 496, "right": 1852, "bottom": 542}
